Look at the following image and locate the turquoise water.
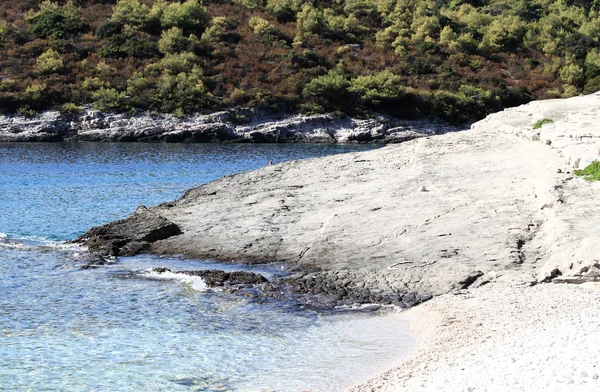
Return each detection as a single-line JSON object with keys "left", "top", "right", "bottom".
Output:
{"left": 0, "top": 143, "right": 413, "bottom": 391}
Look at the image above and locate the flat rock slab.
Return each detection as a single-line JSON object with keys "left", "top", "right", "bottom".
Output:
{"left": 77, "top": 93, "right": 600, "bottom": 305}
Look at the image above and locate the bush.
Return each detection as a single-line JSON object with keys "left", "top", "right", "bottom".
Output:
{"left": 302, "top": 69, "right": 352, "bottom": 112}
{"left": 60, "top": 102, "right": 83, "bottom": 115}
{"left": 152, "top": 66, "right": 211, "bottom": 113}
{"left": 249, "top": 16, "right": 285, "bottom": 42}
{"left": 111, "top": 0, "right": 150, "bottom": 29}
{"left": 96, "top": 20, "right": 124, "bottom": 38}
{"left": 431, "top": 90, "right": 474, "bottom": 124}
{"left": 99, "top": 27, "right": 158, "bottom": 58}
{"left": 25, "top": 83, "right": 47, "bottom": 102}
{"left": 349, "top": 70, "right": 404, "bottom": 109}
{"left": 36, "top": 49, "right": 64, "bottom": 74}
{"left": 158, "top": 27, "right": 190, "bottom": 54}
{"left": 146, "top": 52, "right": 199, "bottom": 75}
{"left": 161, "top": 0, "right": 209, "bottom": 36}
{"left": 91, "top": 87, "right": 128, "bottom": 111}
{"left": 201, "top": 17, "right": 240, "bottom": 43}
{"left": 26, "top": 0, "right": 86, "bottom": 38}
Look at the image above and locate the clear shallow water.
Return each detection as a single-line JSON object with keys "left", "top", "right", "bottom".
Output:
{"left": 0, "top": 143, "right": 414, "bottom": 391}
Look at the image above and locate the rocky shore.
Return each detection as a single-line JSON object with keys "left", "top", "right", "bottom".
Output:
{"left": 0, "top": 107, "right": 459, "bottom": 143}
{"left": 75, "top": 92, "right": 600, "bottom": 311}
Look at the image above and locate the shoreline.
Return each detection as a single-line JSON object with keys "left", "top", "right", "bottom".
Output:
{"left": 73, "top": 92, "right": 600, "bottom": 390}
{"left": 0, "top": 107, "right": 460, "bottom": 144}
{"left": 350, "top": 280, "right": 600, "bottom": 391}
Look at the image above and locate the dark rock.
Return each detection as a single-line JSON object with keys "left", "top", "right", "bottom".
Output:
{"left": 151, "top": 267, "right": 268, "bottom": 287}
{"left": 75, "top": 206, "right": 181, "bottom": 256}
{"left": 457, "top": 271, "right": 485, "bottom": 289}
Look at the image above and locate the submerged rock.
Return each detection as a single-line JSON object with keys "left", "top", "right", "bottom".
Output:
{"left": 151, "top": 267, "right": 268, "bottom": 287}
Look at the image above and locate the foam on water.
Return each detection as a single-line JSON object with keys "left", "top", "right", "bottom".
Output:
{"left": 143, "top": 268, "right": 209, "bottom": 291}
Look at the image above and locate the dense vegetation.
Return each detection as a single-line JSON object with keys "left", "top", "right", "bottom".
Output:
{"left": 1, "top": 0, "right": 600, "bottom": 123}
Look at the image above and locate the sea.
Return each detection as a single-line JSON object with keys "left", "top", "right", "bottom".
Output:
{"left": 0, "top": 142, "right": 414, "bottom": 391}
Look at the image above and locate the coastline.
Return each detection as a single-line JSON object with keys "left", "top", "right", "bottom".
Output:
{"left": 0, "top": 107, "right": 460, "bottom": 144}
{"left": 73, "top": 92, "right": 600, "bottom": 390}
{"left": 350, "top": 280, "right": 600, "bottom": 391}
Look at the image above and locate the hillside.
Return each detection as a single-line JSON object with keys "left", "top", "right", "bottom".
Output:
{"left": 1, "top": 0, "right": 600, "bottom": 123}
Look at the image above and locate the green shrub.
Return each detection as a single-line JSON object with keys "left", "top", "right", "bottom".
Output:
{"left": 249, "top": 16, "right": 285, "bottom": 42}
{"left": 25, "top": 83, "right": 47, "bottom": 102}
{"left": 533, "top": 118, "right": 554, "bottom": 129}
{"left": 574, "top": 161, "right": 600, "bottom": 182}
{"left": 201, "top": 17, "right": 240, "bottom": 43}
{"left": 111, "top": 0, "right": 150, "bottom": 29}
{"left": 36, "top": 49, "right": 64, "bottom": 74}
{"left": 349, "top": 70, "right": 404, "bottom": 108}
{"left": 96, "top": 20, "right": 124, "bottom": 38}
{"left": 161, "top": 0, "right": 209, "bottom": 36}
{"left": 91, "top": 88, "right": 128, "bottom": 111}
{"left": 152, "top": 66, "right": 211, "bottom": 113}
{"left": 60, "top": 102, "right": 83, "bottom": 115}
{"left": 158, "top": 27, "right": 190, "bottom": 54}
{"left": 26, "top": 0, "right": 86, "bottom": 38}
{"left": 146, "top": 52, "right": 199, "bottom": 75}
{"left": 302, "top": 69, "right": 352, "bottom": 112}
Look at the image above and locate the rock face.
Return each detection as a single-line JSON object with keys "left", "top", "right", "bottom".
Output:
{"left": 75, "top": 206, "right": 181, "bottom": 256}
{"left": 0, "top": 108, "right": 459, "bottom": 143}
{"left": 76, "top": 92, "right": 600, "bottom": 306}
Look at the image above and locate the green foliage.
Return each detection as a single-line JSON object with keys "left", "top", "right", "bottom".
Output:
{"left": 349, "top": 71, "right": 404, "bottom": 108}
{"left": 249, "top": 16, "right": 285, "bottom": 42}
{"left": 99, "top": 26, "right": 158, "bottom": 58}
{"left": 201, "top": 17, "right": 240, "bottom": 43}
{"left": 25, "top": 83, "right": 47, "bottom": 102}
{"left": 153, "top": 66, "right": 211, "bottom": 113}
{"left": 574, "top": 161, "right": 600, "bottom": 181}
{"left": 96, "top": 20, "right": 124, "bottom": 39}
{"left": 36, "top": 49, "right": 64, "bottom": 75}
{"left": 302, "top": 69, "right": 352, "bottom": 112}
{"left": 91, "top": 88, "right": 128, "bottom": 112}
{"left": 237, "top": 0, "right": 265, "bottom": 10}
{"left": 2, "top": 0, "right": 600, "bottom": 123}
{"left": 158, "top": 27, "right": 189, "bottom": 54}
{"left": 0, "top": 20, "right": 8, "bottom": 41}
{"left": 26, "top": 0, "right": 86, "bottom": 38}
{"left": 533, "top": 118, "right": 554, "bottom": 129}
{"left": 111, "top": 0, "right": 150, "bottom": 29}
{"left": 431, "top": 90, "right": 475, "bottom": 124}
{"left": 60, "top": 103, "right": 83, "bottom": 115}
{"left": 147, "top": 52, "right": 199, "bottom": 75}
{"left": 161, "top": 0, "right": 209, "bottom": 36}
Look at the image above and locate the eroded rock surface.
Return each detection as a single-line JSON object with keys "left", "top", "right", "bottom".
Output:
{"left": 0, "top": 108, "right": 459, "bottom": 143}
{"left": 75, "top": 206, "right": 181, "bottom": 256}
{"left": 76, "top": 92, "right": 600, "bottom": 305}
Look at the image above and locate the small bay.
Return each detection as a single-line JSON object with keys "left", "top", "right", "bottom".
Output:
{"left": 0, "top": 142, "right": 414, "bottom": 391}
